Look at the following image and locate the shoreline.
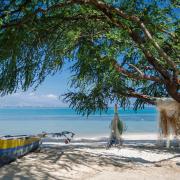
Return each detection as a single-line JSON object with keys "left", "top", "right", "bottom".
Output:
{"left": 73, "top": 132, "right": 158, "bottom": 140}
{"left": 50, "top": 132, "right": 177, "bottom": 141}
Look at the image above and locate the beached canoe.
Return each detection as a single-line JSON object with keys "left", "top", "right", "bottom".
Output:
{"left": 0, "top": 135, "right": 41, "bottom": 166}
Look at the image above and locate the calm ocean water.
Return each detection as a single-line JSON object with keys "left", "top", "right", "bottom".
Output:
{"left": 0, "top": 107, "right": 158, "bottom": 137}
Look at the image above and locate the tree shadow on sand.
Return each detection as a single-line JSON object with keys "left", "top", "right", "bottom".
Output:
{"left": 0, "top": 140, "right": 179, "bottom": 180}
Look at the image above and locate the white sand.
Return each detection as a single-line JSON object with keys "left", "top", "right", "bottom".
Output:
{"left": 0, "top": 133, "right": 179, "bottom": 180}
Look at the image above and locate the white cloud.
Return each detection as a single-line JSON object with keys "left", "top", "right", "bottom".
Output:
{"left": 0, "top": 92, "right": 67, "bottom": 107}
{"left": 45, "top": 94, "right": 58, "bottom": 99}
{"left": 29, "top": 92, "right": 35, "bottom": 96}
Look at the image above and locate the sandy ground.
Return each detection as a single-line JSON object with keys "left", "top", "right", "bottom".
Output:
{"left": 0, "top": 134, "right": 180, "bottom": 180}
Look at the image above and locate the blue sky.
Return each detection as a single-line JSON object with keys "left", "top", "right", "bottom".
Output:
{"left": 0, "top": 64, "right": 72, "bottom": 107}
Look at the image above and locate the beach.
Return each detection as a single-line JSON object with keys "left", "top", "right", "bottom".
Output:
{"left": 1, "top": 0, "right": 180, "bottom": 178}
{"left": 0, "top": 108, "right": 179, "bottom": 179}
{"left": 0, "top": 133, "right": 179, "bottom": 180}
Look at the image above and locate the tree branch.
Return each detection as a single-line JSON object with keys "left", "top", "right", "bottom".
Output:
{"left": 114, "top": 88, "right": 156, "bottom": 105}
{"left": 1, "top": 12, "right": 105, "bottom": 29}
{"left": 128, "top": 64, "right": 144, "bottom": 76}
{"left": 126, "top": 90, "right": 156, "bottom": 105}
{"left": 112, "top": 60, "right": 162, "bottom": 83}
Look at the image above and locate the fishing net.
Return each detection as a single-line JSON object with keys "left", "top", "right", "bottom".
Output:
{"left": 156, "top": 98, "right": 180, "bottom": 139}
{"left": 107, "top": 104, "right": 125, "bottom": 149}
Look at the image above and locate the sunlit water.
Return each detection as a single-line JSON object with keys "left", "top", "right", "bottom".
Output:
{"left": 0, "top": 107, "right": 158, "bottom": 137}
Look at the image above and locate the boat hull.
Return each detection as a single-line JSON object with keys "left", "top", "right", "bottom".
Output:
{"left": 0, "top": 136, "right": 41, "bottom": 166}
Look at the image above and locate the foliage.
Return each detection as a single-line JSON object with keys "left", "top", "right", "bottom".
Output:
{"left": 117, "top": 119, "right": 124, "bottom": 135}
{"left": 0, "top": 0, "right": 179, "bottom": 115}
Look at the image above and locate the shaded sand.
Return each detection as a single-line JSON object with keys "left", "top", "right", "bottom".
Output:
{"left": 0, "top": 134, "right": 180, "bottom": 180}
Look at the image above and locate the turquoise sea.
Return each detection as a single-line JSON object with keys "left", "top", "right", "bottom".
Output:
{"left": 0, "top": 107, "right": 158, "bottom": 137}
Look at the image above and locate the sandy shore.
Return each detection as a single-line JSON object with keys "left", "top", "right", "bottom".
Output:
{"left": 0, "top": 133, "right": 179, "bottom": 180}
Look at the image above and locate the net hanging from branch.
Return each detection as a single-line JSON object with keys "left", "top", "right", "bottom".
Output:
{"left": 107, "top": 104, "right": 124, "bottom": 149}
{"left": 156, "top": 98, "right": 180, "bottom": 138}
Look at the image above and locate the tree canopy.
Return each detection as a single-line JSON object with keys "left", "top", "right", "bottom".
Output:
{"left": 0, "top": 0, "right": 179, "bottom": 115}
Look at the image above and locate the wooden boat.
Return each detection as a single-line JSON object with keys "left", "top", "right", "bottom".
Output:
{"left": 0, "top": 135, "right": 41, "bottom": 166}
{"left": 0, "top": 131, "right": 75, "bottom": 166}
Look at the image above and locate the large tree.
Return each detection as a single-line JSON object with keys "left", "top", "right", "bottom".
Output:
{"left": 0, "top": 0, "right": 179, "bottom": 114}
